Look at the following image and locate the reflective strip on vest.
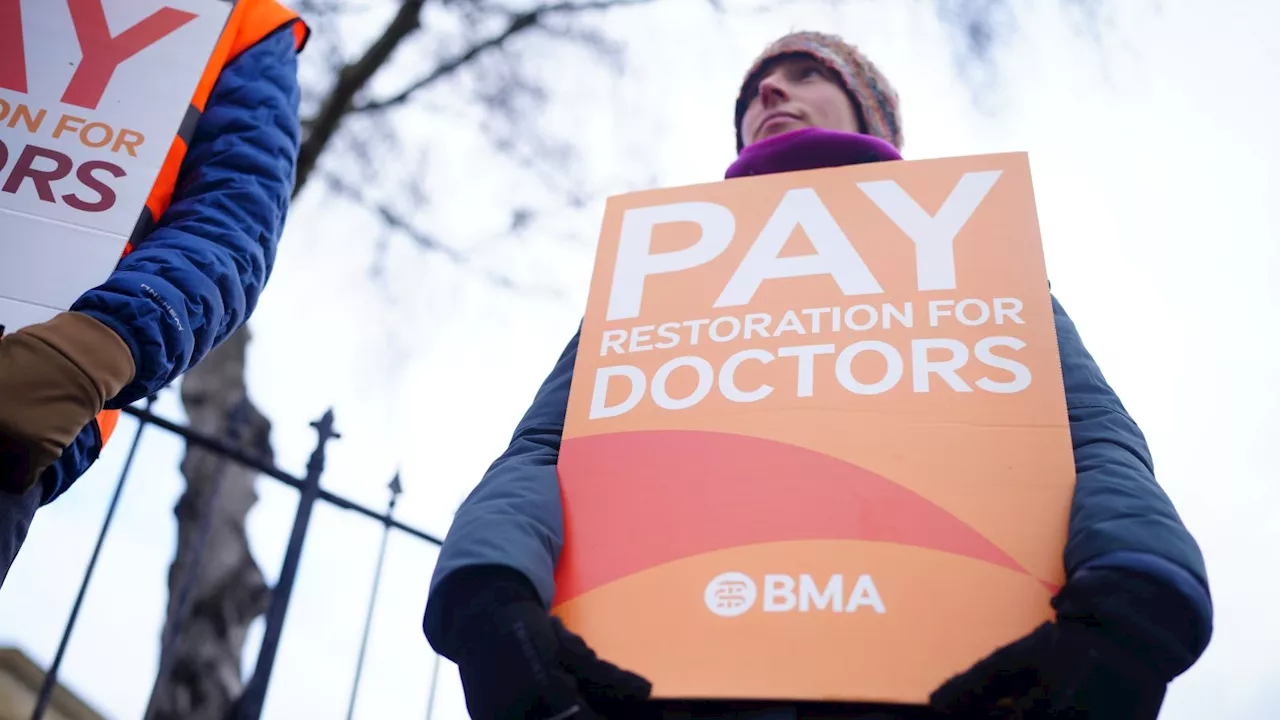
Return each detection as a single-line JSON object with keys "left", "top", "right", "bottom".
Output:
{"left": 96, "top": 0, "right": 307, "bottom": 449}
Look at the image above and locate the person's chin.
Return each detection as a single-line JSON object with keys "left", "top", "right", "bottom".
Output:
{"left": 756, "top": 118, "right": 809, "bottom": 142}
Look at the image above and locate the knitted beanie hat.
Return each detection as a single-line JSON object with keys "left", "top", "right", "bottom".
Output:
{"left": 734, "top": 31, "right": 903, "bottom": 152}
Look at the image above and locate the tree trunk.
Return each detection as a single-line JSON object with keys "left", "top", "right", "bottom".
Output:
{"left": 148, "top": 326, "right": 272, "bottom": 720}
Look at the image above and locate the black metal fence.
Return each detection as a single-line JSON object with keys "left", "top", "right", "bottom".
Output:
{"left": 27, "top": 396, "right": 445, "bottom": 720}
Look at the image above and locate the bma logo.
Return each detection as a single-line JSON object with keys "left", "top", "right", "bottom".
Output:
{"left": 704, "top": 572, "right": 758, "bottom": 617}
{"left": 704, "top": 573, "right": 886, "bottom": 616}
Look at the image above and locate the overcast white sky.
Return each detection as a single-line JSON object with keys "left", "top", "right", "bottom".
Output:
{"left": 2, "top": 0, "right": 1278, "bottom": 718}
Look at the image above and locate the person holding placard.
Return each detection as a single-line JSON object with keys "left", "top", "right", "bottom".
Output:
{"left": 420, "top": 32, "right": 1211, "bottom": 720}
{"left": 0, "top": 0, "right": 308, "bottom": 587}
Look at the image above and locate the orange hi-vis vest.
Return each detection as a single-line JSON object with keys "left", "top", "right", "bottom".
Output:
{"left": 94, "top": 0, "right": 308, "bottom": 449}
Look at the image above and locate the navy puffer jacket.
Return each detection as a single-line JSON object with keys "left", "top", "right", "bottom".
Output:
{"left": 41, "top": 26, "right": 302, "bottom": 502}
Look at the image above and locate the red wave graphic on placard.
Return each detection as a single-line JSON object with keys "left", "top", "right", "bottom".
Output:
{"left": 554, "top": 430, "right": 1040, "bottom": 605}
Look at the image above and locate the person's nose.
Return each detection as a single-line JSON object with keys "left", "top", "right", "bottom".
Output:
{"left": 757, "top": 70, "right": 790, "bottom": 108}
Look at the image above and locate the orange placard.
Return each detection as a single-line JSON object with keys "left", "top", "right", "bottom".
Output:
{"left": 554, "top": 152, "right": 1074, "bottom": 705}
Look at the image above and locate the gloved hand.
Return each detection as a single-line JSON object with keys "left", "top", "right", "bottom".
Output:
{"left": 0, "top": 312, "right": 134, "bottom": 494}
{"left": 930, "top": 568, "right": 1204, "bottom": 719}
{"left": 426, "top": 565, "right": 653, "bottom": 720}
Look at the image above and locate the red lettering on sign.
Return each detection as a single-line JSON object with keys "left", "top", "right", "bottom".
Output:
{"left": 63, "top": 0, "right": 197, "bottom": 110}
{"left": 66, "top": 159, "right": 124, "bottom": 212}
{"left": 0, "top": 0, "right": 27, "bottom": 94}
{"left": 0, "top": 139, "right": 125, "bottom": 211}
{"left": 2, "top": 144, "right": 72, "bottom": 201}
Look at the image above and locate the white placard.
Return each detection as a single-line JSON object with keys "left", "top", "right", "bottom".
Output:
{"left": 0, "top": 0, "right": 233, "bottom": 332}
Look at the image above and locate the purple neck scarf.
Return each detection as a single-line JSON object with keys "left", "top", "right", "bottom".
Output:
{"left": 724, "top": 127, "right": 902, "bottom": 180}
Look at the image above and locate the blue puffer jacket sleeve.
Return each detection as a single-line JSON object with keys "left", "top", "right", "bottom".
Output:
{"left": 41, "top": 26, "right": 301, "bottom": 502}
{"left": 72, "top": 26, "right": 301, "bottom": 407}
{"left": 1054, "top": 295, "right": 1213, "bottom": 658}
{"left": 425, "top": 329, "right": 580, "bottom": 628}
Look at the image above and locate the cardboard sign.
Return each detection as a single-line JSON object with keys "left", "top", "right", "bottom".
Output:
{"left": 553, "top": 152, "right": 1075, "bottom": 705}
{"left": 0, "top": 0, "right": 232, "bottom": 332}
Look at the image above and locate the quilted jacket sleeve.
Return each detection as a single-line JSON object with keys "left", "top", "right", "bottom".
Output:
{"left": 71, "top": 26, "right": 302, "bottom": 407}
{"left": 1054, "top": 295, "right": 1213, "bottom": 658}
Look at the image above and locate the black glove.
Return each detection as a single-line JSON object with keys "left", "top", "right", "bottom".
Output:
{"left": 930, "top": 567, "right": 1204, "bottom": 719}
{"left": 425, "top": 565, "right": 653, "bottom": 720}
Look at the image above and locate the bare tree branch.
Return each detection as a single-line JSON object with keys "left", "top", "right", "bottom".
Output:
{"left": 295, "top": 0, "right": 428, "bottom": 195}
{"left": 352, "top": 0, "right": 658, "bottom": 114}
{"left": 318, "top": 172, "right": 555, "bottom": 295}
{"left": 322, "top": 173, "right": 462, "bottom": 261}
{"left": 293, "top": 0, "right": 367, "bottom": 15}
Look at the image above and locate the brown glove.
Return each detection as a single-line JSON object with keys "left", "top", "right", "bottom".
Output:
{"left": 0, "top": 312, "right": 135, "bottom": 494}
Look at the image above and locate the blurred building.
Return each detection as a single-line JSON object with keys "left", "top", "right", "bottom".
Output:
{"left": 0, "top": 647, "right": 103, "bottom": 720}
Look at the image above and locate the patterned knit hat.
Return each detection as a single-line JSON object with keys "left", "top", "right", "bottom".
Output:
{"left": 734, "top": 31, "right": 903, "bottom": 151}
